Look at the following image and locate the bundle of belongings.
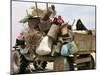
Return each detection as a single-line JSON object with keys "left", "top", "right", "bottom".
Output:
{"left": 20, "top": 21, "right": 78, "bottom": 56}
{"left": 18, "top": 5, "right": 94, "bottom": 57}
{"left": 19, "top": 19, "right": 75, "bottom": 56}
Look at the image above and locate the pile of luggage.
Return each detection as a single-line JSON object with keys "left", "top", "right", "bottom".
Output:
{"left": 17, "top": 4, "right": 95, "bottom": 58}
{"left": 23, "top": 19, "right": 71, "bottom": 56}
{"left": 19, "top": 9, "right": 76, "bottom": 57}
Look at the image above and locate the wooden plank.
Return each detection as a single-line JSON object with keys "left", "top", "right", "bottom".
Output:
{"left": 74, "top": 33, "right": 96, "bottom": 52}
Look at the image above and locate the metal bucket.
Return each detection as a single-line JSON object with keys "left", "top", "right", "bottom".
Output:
{"left": 47, "top": 24, "right": 60, "bottom": 40}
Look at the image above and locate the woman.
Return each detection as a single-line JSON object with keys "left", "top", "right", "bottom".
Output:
{"left": 15, "top": 32, "right": 25, "bottom": 48}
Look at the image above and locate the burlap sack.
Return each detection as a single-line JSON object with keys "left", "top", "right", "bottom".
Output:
{"left": 24, "top": 29, "right": 43, "bottom": 49}
{"left": 51, "top": 42, "right": 62, "bottom": 56}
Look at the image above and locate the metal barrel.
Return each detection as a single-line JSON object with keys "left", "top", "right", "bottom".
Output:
{"left": 47, "top": 24, "right": 60, "bottom": 40}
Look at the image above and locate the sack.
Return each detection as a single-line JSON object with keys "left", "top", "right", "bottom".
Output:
{"left": 61, "top": 43, "right": 72, "bottom": 56}
{"left": 24, "top": 29, "right": 43, "bottom": 48}
{"left": 51, "top": 42, "right": 62, "bottom": 56}
{"left": 36, "top": 36, "right": 53, "bottom": 55}
{"left": 69, "top": 41, "right": 78, "bottom": 54}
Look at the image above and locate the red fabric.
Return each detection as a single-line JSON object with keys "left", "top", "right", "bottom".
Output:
{"left": 57, "top": 16, "right": 64, "bottom": 24}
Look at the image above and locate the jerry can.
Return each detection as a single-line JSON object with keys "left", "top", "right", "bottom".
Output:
{"left": 36, "top": 36, "right": 53, "bottom": 55}
{"left": 47, "top": 24, "right": 60, "bottom": 40}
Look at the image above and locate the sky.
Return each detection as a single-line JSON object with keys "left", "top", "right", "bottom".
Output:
{"left": 12, "top": 1, "right": 96, "bottom": 46}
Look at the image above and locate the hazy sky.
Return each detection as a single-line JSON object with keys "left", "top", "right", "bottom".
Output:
{"left": 12, "top": 1, "right": 95, "bottom": 46}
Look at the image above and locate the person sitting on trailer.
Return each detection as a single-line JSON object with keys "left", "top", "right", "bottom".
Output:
{"left": 60, "top": 24, "right": 73, "bottom": 43}
{"left": 59, "top": 24, "right": 74, "bottom": 56}
{"left": 15, "top": 31, "right": 25, "bottom": 49}
{"left": 76, "top": 19, "right": 88, "bottom": 30}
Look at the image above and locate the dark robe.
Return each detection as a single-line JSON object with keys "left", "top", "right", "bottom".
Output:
{"left": 76, "top": 19, "right": 87, "bottom": 30}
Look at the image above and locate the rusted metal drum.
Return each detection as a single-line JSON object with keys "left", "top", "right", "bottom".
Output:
{"left": 47, "top": 24, "right": 60, "bottom": 40}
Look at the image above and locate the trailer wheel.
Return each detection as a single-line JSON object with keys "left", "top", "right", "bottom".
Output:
{"left": 78, "top": 55, "right": 95, "bottom": 70}
{"left": 33, "top": 60, "right": 47, "bottom": 71}
{"left": 18, "top": 54, "right": 29, "bottom": 74}
{"left": 12, "top": 51, "right": 29, "bottom": 74}
{"left": 12, "top": 51, "right": 20, "bottom": 74}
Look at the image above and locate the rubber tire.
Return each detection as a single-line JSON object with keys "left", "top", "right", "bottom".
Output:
{"left": 11, "top": 51, "right": 20, "bottom": 74}
{"left": 18, "top": 54, "right": 29, "bottom": 74}
{"left": 12, "top": 50, "right": 29, "bottom": 74}
{"left": 77, "top": 55, "right": 95, "bottom": 70}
